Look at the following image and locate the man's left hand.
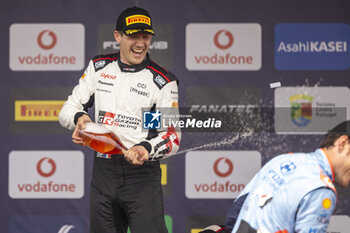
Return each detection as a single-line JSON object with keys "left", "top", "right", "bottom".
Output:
{"left": 124, "top": 146, "right": 149, "bottom": 165}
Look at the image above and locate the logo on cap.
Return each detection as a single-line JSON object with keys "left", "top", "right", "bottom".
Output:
{"left": 126, "top": 15, "right": 151, "bottom": 26}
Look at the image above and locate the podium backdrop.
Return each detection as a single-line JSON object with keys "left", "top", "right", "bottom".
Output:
{"left": 2, "top": 0, "right": 350, "bottom": 232}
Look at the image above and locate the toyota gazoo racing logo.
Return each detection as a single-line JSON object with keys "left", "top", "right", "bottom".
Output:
{"left": 213, "top": 30, "right": 234, "bottom": 50}
{"left": 37, "top": 30, "right": 57, "bottom": 50}
{"left": 37, "top": 157, "right": 56, "bottom": 177}
{"left": 213, "top": 157, "right": 234, "bottom": 177}
{"left": 98, "top": 110, "right": 141, "bottom": 130}
{"left": 98, "top": 111, "right": 116, "bottom": 126}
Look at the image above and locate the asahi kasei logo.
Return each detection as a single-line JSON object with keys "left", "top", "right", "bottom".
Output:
{"left": 275, "top": 23, "right": 350, "bottom": 70}
{"left": 9, "top": 151, "right": 84, "bottom": 199}
{"left": 9, "top": 24, "right": 85, "bottom": 71}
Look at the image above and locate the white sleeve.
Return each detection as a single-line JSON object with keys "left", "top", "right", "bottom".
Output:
{"left": 58, "top": 60, "right": 96, "bottom": 130}
{"left": 140, "top": 80, "right": 181, "bottom": 160}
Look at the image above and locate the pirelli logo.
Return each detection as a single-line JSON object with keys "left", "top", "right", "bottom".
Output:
{"left": 160, "top": 164, "right": 167, "bottom": 185}
{"left": 15, "top": 100, "right": 65, "bottom": 121}
{"left": 126, "top": 15, "right": 151, "bottom": 26}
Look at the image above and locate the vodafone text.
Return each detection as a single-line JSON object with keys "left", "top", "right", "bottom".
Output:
{"left": 195, "top": 53, "right": 253, "bottom": 65}
{"left": 17, "top": 181, "right": 75, "bottom": 193}
{"left": 194, "top": 181, "right": 245, "bottom": 193}
{"left": 18, "top": 53, "right": 76, "bottom": 65}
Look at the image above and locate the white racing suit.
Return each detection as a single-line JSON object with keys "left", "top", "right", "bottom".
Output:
{"left": 59, "top": 52, "right": 181, "bottom": 159}
{"left": 59, "top": 53, "right": 181, "bottom": 233}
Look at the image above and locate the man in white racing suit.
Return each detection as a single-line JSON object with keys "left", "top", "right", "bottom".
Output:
{"left": 59, "top": 6, "right": 180, "bottom": 233}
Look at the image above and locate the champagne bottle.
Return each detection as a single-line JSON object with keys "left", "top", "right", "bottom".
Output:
{"left": 79, "top": 122, "right": 127, "bottom": 154}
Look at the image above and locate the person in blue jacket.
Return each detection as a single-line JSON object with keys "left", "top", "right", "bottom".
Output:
{"left": 200, "top": 120, "right": 350, "bottom": 233}
{"left": 223, "top": 120, "right": 350, "bottom": 233}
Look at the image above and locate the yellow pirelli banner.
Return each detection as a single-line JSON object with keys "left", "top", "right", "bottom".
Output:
{"left": 15, "top": 100, "right": 65, "bottom": 121}
{"left": 126, "top": 15, "right": 151, "bottom": 26}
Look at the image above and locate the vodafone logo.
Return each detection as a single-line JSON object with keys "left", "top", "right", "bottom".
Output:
{"left": 214, "top": 30, "right": 234, "bottom": 50}
{"left": 36, "top": 157, "right": 56, "bottom": 177}
{"left": 9, "top": 150, "right": 84, "bottom": 199}
{"left": 185, "top": 151, "right": 261, "bottom": 198}
{"left": 213, "top": 157, "right": 233, "bottom": 177}
{"left": 37, "top": 30, "right": 57, "bottom": 50}
{"left": 186, "top": 23, "right": 261, "bottom": 71}
{"left": 9, "top": 23, "right": 85, "bottom": 71}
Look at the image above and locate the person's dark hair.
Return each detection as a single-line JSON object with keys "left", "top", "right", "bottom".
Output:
{"left": 320, "top": 133, "right": 343, "bottom": 148}
{"left": 320, "top": 120, "right": 350, "bottom": 148}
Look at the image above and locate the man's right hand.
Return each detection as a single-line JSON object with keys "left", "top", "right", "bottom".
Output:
{"left": 72, "top": 114, "right": 92, "bottom": 145}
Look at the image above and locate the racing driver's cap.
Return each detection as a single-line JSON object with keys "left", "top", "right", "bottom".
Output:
{"left": 116, "top": 6, "right": 155, "bottom": 36}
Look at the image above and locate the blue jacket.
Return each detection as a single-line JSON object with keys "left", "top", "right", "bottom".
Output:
{"left": 226, "top": 149, "right": 337, "bottom": 233}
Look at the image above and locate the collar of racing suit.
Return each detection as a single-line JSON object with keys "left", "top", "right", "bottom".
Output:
{"left": 318, "top": 148, "right": 335, "bottom": 182}
{"left": 117, "top": 53, "right": 151, "bottom": 73}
